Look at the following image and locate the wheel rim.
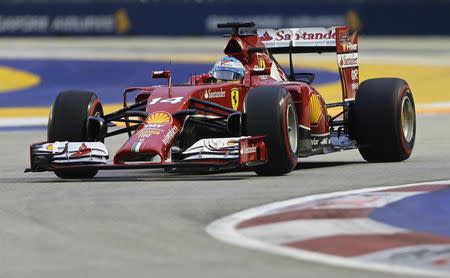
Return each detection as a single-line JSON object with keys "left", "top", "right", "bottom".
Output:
{"left": 286, "top": 104, "right": 298, "bottom": 152}
{"left": 401, "top": 95, "right": 415, "bottom": 143}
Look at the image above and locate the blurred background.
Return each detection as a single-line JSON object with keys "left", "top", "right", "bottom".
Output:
{"left": 0, "top": 0, "right": 449, "bottom": 129}
{"left": 0, "top": 0, "right": 448, "bottom": 36}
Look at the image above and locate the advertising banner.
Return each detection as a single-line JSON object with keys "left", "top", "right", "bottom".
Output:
{"left": 0, "top": 2, "right": 447, "bottom": 36}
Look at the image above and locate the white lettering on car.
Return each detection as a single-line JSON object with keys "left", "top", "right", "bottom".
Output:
{"left": 148, "top": 97, "right": 184, "bottom": 105}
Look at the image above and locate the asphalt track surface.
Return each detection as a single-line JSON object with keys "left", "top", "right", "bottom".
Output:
{"left": 1, "top": 37, "right": 450, "bottom": 277}
{"left": 0, "top": 114, "right": 449, "bottom": 278}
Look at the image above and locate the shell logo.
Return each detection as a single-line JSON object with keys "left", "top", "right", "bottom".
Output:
{"left": 310, "top": 94, "right": 322, "bottom": 125}
{"left": 146, "top": 112, "right": 172, "bottom": 124}
{"left": 258, "top": 57, "right": 266, "bottom": 69}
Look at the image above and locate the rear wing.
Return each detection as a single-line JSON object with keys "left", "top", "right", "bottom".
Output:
{"left": 257, "top": 27, "right": 337, "bottom": 53}
{"left": 257, "top": 26, "right": 359, "bottom": 101}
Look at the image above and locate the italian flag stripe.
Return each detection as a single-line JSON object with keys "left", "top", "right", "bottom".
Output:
{"left": 132, "top": 142, "right": 142, "bottom": 152}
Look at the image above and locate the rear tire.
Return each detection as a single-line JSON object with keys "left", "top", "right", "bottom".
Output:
{"left": 48, "top": 90, "right": 103, "bottom": 179}
{"left": 245, "top": 86, "right": 298, "bottom": 176}
{"left": 351, "top": 78, "right": 415, "bottom": 162}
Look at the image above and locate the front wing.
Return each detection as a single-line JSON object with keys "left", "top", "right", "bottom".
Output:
{"left": 25, "top": 136, "right": 268, "bottom": 174}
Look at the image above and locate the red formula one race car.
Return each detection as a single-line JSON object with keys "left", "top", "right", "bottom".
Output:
{"left": 26, "top": 22, "right": 416, "bottom": 179}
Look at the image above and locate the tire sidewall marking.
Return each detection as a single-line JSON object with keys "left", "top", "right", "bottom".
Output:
{"left": 281, "top": 93, "right": 298, "bottom": 166}
{"left": 88, "top": 96, "right": 101, "bottom": 117}
{"left": 398, "top": 86, "right": 415, "bottom": 155}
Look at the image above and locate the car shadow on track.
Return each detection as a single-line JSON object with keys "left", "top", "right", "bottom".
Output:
{"left": 7, "top": 171, "right": 254, "bottom": 184}
{"left": 6, "top": 161, "right": 365, "bottom": 184}
{"left": 295, "top": 161, "right": 365, "bottom": 170}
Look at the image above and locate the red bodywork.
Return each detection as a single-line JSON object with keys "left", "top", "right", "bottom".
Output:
{"left": 27, "top": 24, "right": 359, "bottom": 173}
{"left": 113, "top": 26, "right": 357, "bottom": 165}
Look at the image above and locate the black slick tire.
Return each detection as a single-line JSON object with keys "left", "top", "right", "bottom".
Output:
{"left": 245, "top": 86, "right": 299, "bottom": 175}
{"left": 47, "top": 90, "right": 103, "bottom": 179}
{"left": 351, "top": 78, "right": 416, "bottom": 162}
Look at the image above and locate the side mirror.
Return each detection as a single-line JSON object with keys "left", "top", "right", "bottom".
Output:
{"left": 250, "top": 67, "right": 270, "bottom": 76}
{"left": 152, "top": 70, "right": 172, "bottom": 87}
{"left": 152, "top": 70, "right": 171, "bottom": 79}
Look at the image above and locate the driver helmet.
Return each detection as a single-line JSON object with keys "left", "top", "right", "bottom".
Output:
{"left": 210, "top": 56, "right": 245, "bottom": 82}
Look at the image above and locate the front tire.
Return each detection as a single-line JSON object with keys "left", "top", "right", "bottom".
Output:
{"left": 48, "top": 90, "right": 103, "bottom": 179}
{"left": 351, "top": 78, "right": 416, "bottom": 162}
{"left": 245, "top": 86, "right": 299, "bottom": 176}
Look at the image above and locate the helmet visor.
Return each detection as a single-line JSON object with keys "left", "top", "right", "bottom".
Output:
{"left": 212, "top": 70, "right": 242, "bottom": 81}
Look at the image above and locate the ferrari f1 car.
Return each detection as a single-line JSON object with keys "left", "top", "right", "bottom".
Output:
{"left": 26, "top": 22, "right": 416, "bottom": 178}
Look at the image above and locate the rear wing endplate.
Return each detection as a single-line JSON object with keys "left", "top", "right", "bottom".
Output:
{"left": 257, "top": 26, "right": 359, "bottom": 101}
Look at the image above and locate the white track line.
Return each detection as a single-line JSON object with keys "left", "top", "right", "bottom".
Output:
{"left": 0, "top": 117, "right": 47, "bottom": 127}
{"left": 239, "top": 218, "right": 408, "bottom": 244}
{"left": 206, "top": 180, "right": 450, "bottom": 278}
{"left": 0, "top": 37, "right": 448, "bottom": 66}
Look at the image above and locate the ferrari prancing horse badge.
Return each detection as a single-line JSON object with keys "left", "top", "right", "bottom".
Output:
{"left": 231, "top": 88, "right": 239, "bottom": 110}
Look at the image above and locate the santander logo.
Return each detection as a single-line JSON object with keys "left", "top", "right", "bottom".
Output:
{"left": 258, "top": 32, "right": 273, "bottom": 41}
{"left": 258, "top": 28, "right": 337, "bottom": 43}
{"left": 275, "top": 29, "right": 336, "bottom": 41}
{"left": 70, "top": 143, "right": 92, "bottom": 157}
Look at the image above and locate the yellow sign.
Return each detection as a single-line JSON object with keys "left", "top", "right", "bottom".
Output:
{"left": 115, "top": 8, "right": 131, "bottom": 34}
{"left": 146, "top": 112, "right": 172, "bottom": 124}
{"left": 231, "top": 88, "right": 239, "bottom": 110}
{"left": 310, "top": 94, "right": 322, "bottom": 125}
